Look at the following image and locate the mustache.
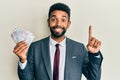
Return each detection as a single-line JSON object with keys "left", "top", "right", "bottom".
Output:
{"left": 51, "top": 26, "right": 65, "bottom": 30}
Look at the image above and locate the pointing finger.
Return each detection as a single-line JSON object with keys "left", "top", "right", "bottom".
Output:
{"left": 89, "top": 25, "right": 92, "bottom": 42}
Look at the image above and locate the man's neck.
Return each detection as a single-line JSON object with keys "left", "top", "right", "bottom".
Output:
{"left": 51, "top": 35, "right": 65, "bottom": 43}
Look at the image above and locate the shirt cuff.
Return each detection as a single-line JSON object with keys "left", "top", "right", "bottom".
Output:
{"left": 95, "top": 54, "right": 101, "bottom": 58}
{"left": 18, "top": 60, "right": 27, "bottom": 70}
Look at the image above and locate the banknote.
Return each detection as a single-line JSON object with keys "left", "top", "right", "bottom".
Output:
{"left": 11, "top": 27, "right": 35, "bottom": 45}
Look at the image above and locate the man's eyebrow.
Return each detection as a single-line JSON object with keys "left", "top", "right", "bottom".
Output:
{"left": 50, "top": 15, "right": 67, "bottom": 18}
{"left": 62, "top": 16, "right": 67, "bottom": 18}
{"left": 50, "top": 15, "right": 56, "bottom": 18}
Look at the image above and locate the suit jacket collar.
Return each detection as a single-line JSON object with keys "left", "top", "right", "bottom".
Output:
{"left": 42, "top": 37, "right": 73, "bottom": 80}
{"left": 49, "top": 36, "right": 66, "bottom": 47}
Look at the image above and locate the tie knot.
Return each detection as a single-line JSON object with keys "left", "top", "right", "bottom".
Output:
{"left": 55, "top": 44, "right": 59, "bottom": 47}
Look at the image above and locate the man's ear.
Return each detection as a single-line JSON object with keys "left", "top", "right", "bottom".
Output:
{"left": 67, "top": 21, "right": 71, "bottom": 28}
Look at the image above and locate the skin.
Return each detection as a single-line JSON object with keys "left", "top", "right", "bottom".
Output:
{"left": 13, "top": 10, "right": 101, "bottom": 63}
{"left": 48, "top": 10, "right": 71, "bottom": 42}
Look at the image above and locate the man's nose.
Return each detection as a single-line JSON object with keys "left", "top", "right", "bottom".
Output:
{"left": 56, "top": 21, "right": 61, "bottom": 26}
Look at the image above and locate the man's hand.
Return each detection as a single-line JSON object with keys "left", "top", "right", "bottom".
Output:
{"left": 87, "top": 25, "right": 101, "bottom": 53}
{"left": 13, "top": 41, "right": 29, "bottom": 63}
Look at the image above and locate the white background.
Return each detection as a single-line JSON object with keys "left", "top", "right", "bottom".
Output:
{"left": 0, "top": 0, "right": 120, "bottom": 80}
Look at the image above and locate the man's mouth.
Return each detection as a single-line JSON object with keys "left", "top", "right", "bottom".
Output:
{"left": 52, "top": 26, "right": 64, "bottom": 32}
{"left": 54, "top": 27, "right": 63, "bottom": 32}
{"left": 50, "top": 26, "right": 67, "bottom": 38}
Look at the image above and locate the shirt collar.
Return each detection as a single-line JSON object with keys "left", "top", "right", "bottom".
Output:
{"left": 50, "top": 36, "right": 66, "bottom": 47}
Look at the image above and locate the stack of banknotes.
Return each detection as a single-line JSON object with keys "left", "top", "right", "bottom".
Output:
{"left": 11, "top": 27, "right": 35, "bottom": 45}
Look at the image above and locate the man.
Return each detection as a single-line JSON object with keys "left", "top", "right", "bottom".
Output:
{"left": 13, "top": 2, "right": 103, "bottom": 80}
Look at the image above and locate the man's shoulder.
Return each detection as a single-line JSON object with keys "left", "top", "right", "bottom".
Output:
{"left": 66, "top": 37, "right": 84, "bottom": 46}
{"left": 66, "top": 38, "right": 86, "bottom": 52}
{"left": 31, "top": 36, "right": 49, "bottom": 46}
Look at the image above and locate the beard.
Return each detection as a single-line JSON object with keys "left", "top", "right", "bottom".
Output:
{"left": 49, "top": 26, "right": 67, "bottom": 38}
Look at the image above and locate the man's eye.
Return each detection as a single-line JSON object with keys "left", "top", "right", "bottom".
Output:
{"left": 51, "top": 18, "right": 56, "bottom": 22}
{"left": 62, "top": 19, "right": 66, "bottom": 22}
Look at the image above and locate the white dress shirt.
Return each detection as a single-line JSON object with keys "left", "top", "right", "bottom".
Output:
{"left": 19, "top": 36, "right": 66, "bottom": 80}
{"left": 49, "top": 37, "right": 66, "bottom": 80}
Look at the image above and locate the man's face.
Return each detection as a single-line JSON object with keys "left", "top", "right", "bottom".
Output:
{"left": 48, "top": 10, "right": 71, "bottom": 38}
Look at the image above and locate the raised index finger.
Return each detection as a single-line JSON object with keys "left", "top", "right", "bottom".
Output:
{"left": 88, "top": 25, "right": 92, "bottom": 42}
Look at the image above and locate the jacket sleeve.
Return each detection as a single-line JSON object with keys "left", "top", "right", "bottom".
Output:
{"left": 18, "top": 43, "right": 34, "bottom": 80}
{"left": 82, "top": 44, "right": 103, "bottom": 80}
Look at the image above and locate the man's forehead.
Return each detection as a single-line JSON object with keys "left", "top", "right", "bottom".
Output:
{"left": 50, "top": 10, "right": 68, "bottom": 17}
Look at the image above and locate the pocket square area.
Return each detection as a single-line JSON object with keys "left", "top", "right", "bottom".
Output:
{"left": 72, "top": 56, "right": 77, "bottom": 58}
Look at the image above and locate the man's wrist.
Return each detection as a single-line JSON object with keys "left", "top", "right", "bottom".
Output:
{"left": 20, "top": 58, "right": 27, "bottom": 63}
{"left": 19, "top": 60, "right": 27, "bottom": 70}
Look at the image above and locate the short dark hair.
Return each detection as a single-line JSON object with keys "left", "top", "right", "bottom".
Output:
{"left": 48, "top": 2, "right": 71, "bottom": 20}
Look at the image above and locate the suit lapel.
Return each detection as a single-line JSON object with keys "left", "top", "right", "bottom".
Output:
{"left": 42, "top": 37, "right": 73, "bottom": 80}
{"left": 64, "top": 38, "right": 73, "bottom": 80}
{"left": 42, "top": 37, "right": 52, "bottom": 80}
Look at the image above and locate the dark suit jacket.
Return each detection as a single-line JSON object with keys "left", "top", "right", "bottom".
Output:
{"left": 18, "top": 37, "right": 103, "bottom": 80}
